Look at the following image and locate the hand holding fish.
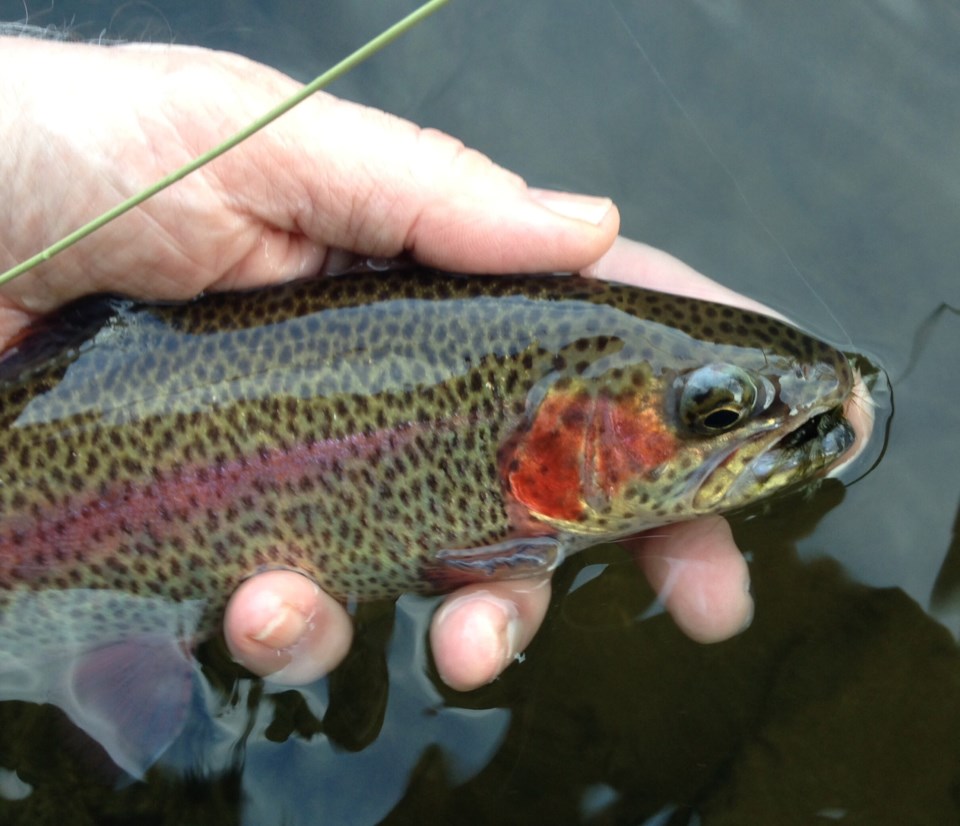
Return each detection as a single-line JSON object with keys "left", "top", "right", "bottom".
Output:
{"left": 0, "top": 36, "right": 823, "bottom": 698}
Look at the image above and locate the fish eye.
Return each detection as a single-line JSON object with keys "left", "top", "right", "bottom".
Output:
{"left": 677, "top": 364, "right": 761, "bottom": 435}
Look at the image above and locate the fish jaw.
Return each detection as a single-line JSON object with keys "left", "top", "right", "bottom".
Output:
{"left": 826, "top": 368, "right": 877, "bottom": 480}
{"left": 691, "top": 402, "right": 855, "bottom": 512}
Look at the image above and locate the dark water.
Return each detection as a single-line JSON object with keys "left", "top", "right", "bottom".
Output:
{"left": 1, "top": 1, "right": 958, "bottom": 823}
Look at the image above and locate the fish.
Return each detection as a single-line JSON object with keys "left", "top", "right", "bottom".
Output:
{"left": 0, "top": 268, "right": 860, "bottom": 775}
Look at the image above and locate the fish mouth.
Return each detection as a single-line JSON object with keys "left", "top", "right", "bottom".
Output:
{"left": 694, "top": 404, "right": 857, "bottom": 510}
{"left": 763, "top": 405, "right": 855, "bottom": 472}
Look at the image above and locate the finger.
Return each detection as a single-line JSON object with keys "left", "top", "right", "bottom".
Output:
{"left": 224, "top": 569, "right": 353, "bottom": 685}
{"left": 627, "top": 517, "right": 754, "bottom": 643}
{"left": 211, "top": 88, "right": 620, "bottom": 278}
{"left": 429, "top": 577, "right": 552, "bottom": 691}
{"left": 581, "top": 236, "right": 781, "bottom": 316}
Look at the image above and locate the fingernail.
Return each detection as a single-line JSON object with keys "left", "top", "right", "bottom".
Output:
{"left": 529, "top": 188, "right": 613, "bottom": 226}
{"left": 503, "top": 613, "right": 522, "bottom": 664}
{"left": 252, "top": 601, "right": 310, "bottom": 649}
{"left": 738, "top": 599, "right": 755, "bottom": 634}
{"left": 320, "top": 247, "right": 359, "bottom": 276}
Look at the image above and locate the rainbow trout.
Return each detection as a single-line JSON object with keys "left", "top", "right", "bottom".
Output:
{"left": 0, "top": 269, "right": 857, "bottom": 774}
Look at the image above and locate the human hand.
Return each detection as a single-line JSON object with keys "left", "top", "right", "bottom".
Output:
{"left": 0, "top": 38, "right": 758, "bottom": 691}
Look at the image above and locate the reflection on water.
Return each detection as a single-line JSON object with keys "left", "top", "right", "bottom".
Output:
{"left": 1, "top": 0, "right": 959, "bottom": 823}
{"left": 6, "top": 516, "right": 960, "bottom": 824}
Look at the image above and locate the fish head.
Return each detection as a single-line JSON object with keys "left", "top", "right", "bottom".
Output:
{"left": 665, "top": 350, "right": 857, "bottom": 515}
{"left": 502, "top": 297, "right": 864, "bottom": 539}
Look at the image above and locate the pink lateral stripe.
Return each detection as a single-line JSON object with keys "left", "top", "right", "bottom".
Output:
{"left": 0, "top": 422, "right": 423, "bottom": 585}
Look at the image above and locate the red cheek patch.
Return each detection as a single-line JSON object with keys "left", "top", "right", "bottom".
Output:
{"left": 592, "top": 397, "right": 677, "bottom": 491}
{"left": 503, "top": 388, "right": 678, "bottom": 524}
{"left": 504, "top": 392, "right": 590, "bottom": 523}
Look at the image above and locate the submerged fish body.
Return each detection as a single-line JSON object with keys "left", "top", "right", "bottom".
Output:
{"left": 0, "top": 269, "right": 858, "bottom": 774}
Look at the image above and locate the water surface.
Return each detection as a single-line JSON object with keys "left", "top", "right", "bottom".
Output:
{"left": 0, "top": 1, "right": 958, "bottom": 823}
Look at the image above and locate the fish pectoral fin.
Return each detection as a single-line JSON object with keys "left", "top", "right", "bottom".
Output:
{"left": 0, "top": 590, "right": 205, "bottom": 779}
{"left": 427, "top": 536, "right": 564, "bottom": 590}
{"left": 60, "top": 634, "right": 197, "bottom": 780}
